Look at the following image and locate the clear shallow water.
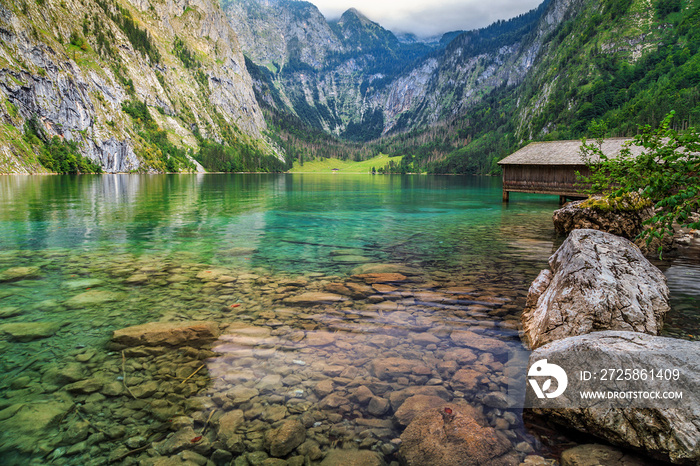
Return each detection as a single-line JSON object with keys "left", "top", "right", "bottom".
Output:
{"left": 0, "top": 174, "right": 697, "bottom": 465}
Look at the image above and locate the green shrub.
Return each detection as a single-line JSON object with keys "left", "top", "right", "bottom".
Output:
{"left": 580, "top": 111, "right": 700, "bottom": 252}
{"left": 24, "top": 116, "right": 102, "bottom": 173}
{"left": 6, "top": 101, "right": 19, "bottom": 118}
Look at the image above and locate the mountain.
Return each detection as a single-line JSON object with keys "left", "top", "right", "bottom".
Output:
{"left": 1, "top": 0, "right": 698, "bottom": 175}
{"left": 230, "top": 0, "right": 565, "bottom": 140}
{"left": 512, "top": 0, "right": 700, "bottom": 140}
{"left": 420, "top": 0, "right": 700, "bottom": 174}
{"left": 0, "top": 0, "right": 285, "bottom": 173}
{"left": 236, "top": 0, "right": 699, "bottom": 175}
{"left": 224, "top": 0, "right": 438, "bottom": 139}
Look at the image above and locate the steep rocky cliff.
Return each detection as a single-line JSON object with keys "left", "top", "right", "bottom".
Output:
{"left": 376, "top": 0, "right": 566, "bottom": 134}
{"left": 228, "top": 0, "right": 575, "bottom": 140}
{"left": 0, "top": 0, "right": 272, "bottom": 173}
{"left": 225, "top": 0, "right": 436, "bottom": 138}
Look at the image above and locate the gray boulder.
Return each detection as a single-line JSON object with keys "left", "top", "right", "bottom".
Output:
{"left": 521, "top": 229, "right": 669, "bottom": 350}
{"left": 527, "top": 331, "right": 700, "bottom": 464}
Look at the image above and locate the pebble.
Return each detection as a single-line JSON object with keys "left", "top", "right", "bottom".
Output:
{"left": 0, "top": 252, "right": 573, "bottom": 466}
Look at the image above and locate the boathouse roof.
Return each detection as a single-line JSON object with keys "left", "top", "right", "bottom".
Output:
{"left": 498, "top": 138, "right": 643, "bottom": 166}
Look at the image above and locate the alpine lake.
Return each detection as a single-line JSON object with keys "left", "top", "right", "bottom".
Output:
{"left": 0, "top": 174, "right": 698, "bottom": 465}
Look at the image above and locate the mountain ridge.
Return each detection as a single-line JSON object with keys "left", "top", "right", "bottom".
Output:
{"left": 230, "top": 0, "right": 561, "bottom": 139}
{"left": 0, "top": 0, "right": 285, "bottom": 173}
{"left": 1, "top": 0, "right": 698, "bottom": 174}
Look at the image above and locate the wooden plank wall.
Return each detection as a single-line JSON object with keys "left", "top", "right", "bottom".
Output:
{"left": 503, "top": 164, "right": 591, "bottom": 196}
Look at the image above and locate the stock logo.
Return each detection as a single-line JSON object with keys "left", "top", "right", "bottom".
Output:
{"left": 528, "top": 359, "right": 568, "bottom": 399}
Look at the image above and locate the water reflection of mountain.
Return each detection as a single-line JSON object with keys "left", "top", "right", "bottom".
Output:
{"left": 0, "top": 175, "right": 275, "bottom": 262}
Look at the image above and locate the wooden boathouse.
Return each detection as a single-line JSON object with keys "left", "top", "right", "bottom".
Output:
{"left": 498, "top": 138, "right": 641, "bottom": 203}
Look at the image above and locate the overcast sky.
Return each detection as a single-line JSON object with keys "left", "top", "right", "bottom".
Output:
{"left": 307, "top": 0, "right": 544, "bottom": 38}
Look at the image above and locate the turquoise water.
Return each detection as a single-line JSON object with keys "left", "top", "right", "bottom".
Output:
{"left": 0, "top": 174, "right": 697, "bottom": 465}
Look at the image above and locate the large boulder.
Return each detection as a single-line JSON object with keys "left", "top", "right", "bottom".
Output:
{"left": 527, "top": 331, "right": 700, "bottom": 464}
{"left": 399, "top": 404, "right": 519, "bottom": 466}
{"left": 553, "top": 195, "right": 653, "bottom": 240}
{"left": 111, "top": 321, "right": 220, "bottom": 348}
{"left": 521, "top": 229, "right": 669, "bottom": 350}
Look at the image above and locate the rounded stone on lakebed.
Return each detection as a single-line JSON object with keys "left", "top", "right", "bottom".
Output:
{"left": 0, "top": 266, "right": 41, "bottom": 282}
{"left": 0, "top": 321, "right": 62, "bottom": 341}
{"left": 560, "top": 444, "right": 653, "bottom": 466}
{"left": 399, "top": 404, "right": 517, "bottom": 466}
{"left": 0, "top": 306, "right": 23, "bottom": 318}
{"left": 284, "top": 292, "right": 348, "bottom": 305}
{"left": 111, "top": 321, "right": 220, "bottom": 348}
{"left": 321, "top": 449, "right": 385, "bottom": 466}
{"left": 64, "top": 290, "right": 124, "bottom": 309}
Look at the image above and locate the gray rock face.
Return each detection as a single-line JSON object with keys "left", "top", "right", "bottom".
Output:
{"left": 553, "top": 196, "right": 655, "bottom": 240}
{"left": 521, "top": 229, "right": 669, "bottom": 350}
{"left": 0, "top": 0, "right": 270, "bottom": 173}
{"left": 528, "top": 331, "right": 700, "bottom": 464}
{"left": 0, "top": 38, "right": 143, "bottom": 173}
{"left": 225, "top": 0, "right": 342, "bottom": 69}
{"left": 228, "top": 0, "right": 581, "bottom": 137}
{"left": 86, "top": 138, "right": 141, "bottom": 174}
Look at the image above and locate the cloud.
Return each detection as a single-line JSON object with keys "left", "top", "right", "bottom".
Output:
{"left": 308, "top": 0, "right": 544, "bottom": 38}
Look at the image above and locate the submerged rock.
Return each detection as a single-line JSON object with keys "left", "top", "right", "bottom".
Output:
{"left": 283, "top": 292, "right": 348, "bottom": 305}
{"left": 521, "top": 229, "right": 669, "bottom": 350}
{"left": 0, "top": 321, "right": 61, "bottom": 341}
{"left": 0, "top": 266, "right": 41, "bottom": 282}
{"left": 331, "top": 255, "right": 371, "bottom": 263}
{"left": 528, "top": 331, "right": 700, "bottom": 464}
{"left": 111, "top": 321, "right": 220, "bottom": 348}
{"left": 0, "top": 400, "right": 73, "bottom": 452}
{"left": 371, "top": 357, "right": 431, "bottom": 380}
{"left": 62, "top": 278, "right": 105, "bottom": 290}
{"left": 399, "top": 404, "right": 518, "bottom": 466}
{"left": 64, "top": 290, "right": 123, "bottom": 309}
{"left": 304, "top": 331, "right": 337, "bottom": 347}
{"left": 394, "top": 395, "right": 447, "bottom": 426}
{"left": 350, "top": 263, "right": 420, "bottom": 276}
{"left": 352, "top": 273, "right": 408, "bottom": 284}
{"left": 0, "top": 306, "right": 23, "bottom": 318}
{"left": 217, "top": 410, "right": 245, "bottom": 452}
{"left": 560, "top": 444, "right": 652, "bottom": 466}
{"left": 450, "top": 330, "right": 510, "bottom": 355}
{"left": 65, "top": 378, "right": 104, "bottom": 394}
{"left": 265, "top": 419, "right": 306, "bottom": 457}
{"left": 321, "top": 449, "right": 385, "bottom": 466}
